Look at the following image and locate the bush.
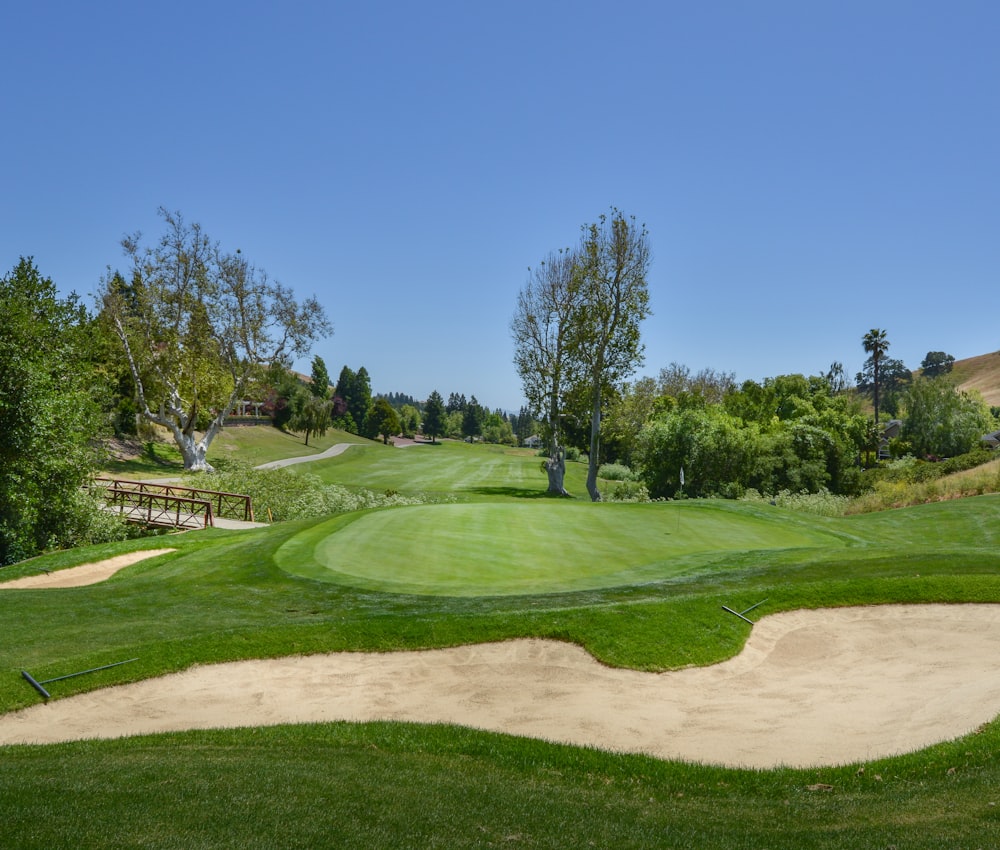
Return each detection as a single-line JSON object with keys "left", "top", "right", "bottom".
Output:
{"left": 598, "top": 463, "right": 634, "bottom": 481}
{"left": 740, "top": 488, "right": 850, "bottom": 517}
{"left": 605, "top": 480, "right": 651, "bottom": 502}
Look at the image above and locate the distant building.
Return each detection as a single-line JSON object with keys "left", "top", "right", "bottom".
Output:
{"left": 523, "top": 434, "right": 542, "bottom": 449}
{"left": 879, "top": 419, "right": 902, "bottom": 460}
{"left": 981, "top": 429, "right": 1000, "bottom": 449}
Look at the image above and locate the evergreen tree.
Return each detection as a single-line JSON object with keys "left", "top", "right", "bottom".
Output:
{"left": 350, "top": 366, "right": 373, "bottom": 434}
{"left": 309, "top": 356, "right": 331, "bottom": 398}
{"left": 423, "top": 390, "right": 446, "bottom": 443}
{"left": 462, "top": 395, "right": 485, "bottom": 441}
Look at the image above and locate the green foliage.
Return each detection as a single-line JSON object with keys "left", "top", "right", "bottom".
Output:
{"left": 636, "top": 407, "right": 757, "bottom": 499}
{"left": 605, "top": 480, "right": 651, "bottom": 502}
{"left": 102, "top": 208, "right": 331, "bottom": 470}
{"left": 288, "top": 392, "right": 332, "bottom": 446}
{"left": 308, "top": 355, "right": 331, "bottom": 398}
{"left": 740, "top": 488, "right": 851, "bottom": 517}
{"left": 598, "top": 462, "right": 634, "bottom": 481}
{"left": 421, "top": 390, "right": 446, "bottom": 443}
{"left": 345, "top": 366, "right": 373, "bottom": 434}
{"left": 398, "top": 404, "right": 421, "bottom": 438}
{"left": 860, "top": 327, "right": 893, "bottom": 422}
{"left": 367, "top": 397, "right": 401, "bottom": 444}
{"left": 921, "top": 350, "right": 955, "bottom": 377}
{"left": 901, "top": 377, "right": 994, "bottom": 457}
{"left": 461, "top": 395, "right": 484, "bottom": 440}
{"left": 0, "top": 259, "right": 106, "bottom": 564}
{"left": 188, "top": 461, "right": 428, "bottom": 522}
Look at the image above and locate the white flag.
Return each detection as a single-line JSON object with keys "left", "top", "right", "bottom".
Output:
{"left": 679, "top": 466, "right": 685, "bottom": 487}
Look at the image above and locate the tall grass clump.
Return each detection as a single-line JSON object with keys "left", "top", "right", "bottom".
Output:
{"left": 740, "top": 488, "right": 850, "bottom": 517}
{"left": 598, "top": 462, "right": 635, "bottom": 481}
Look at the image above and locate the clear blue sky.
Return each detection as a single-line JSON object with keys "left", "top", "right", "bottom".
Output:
{"left": 4, "top": 1, "right": 998, "bottom": 412}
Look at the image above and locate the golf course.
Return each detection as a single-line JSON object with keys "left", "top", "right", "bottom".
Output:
{"left": 3, "top": 434, "right": 1000, "bottom": 848}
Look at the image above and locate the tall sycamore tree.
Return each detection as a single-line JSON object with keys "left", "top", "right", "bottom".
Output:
{"left": 101, "top": 208, "right": 331, "bottom": 471}
{"left": 568, "top": 209, "right": 652, "bottom": 501}
{"left": 511, "top": 249, "right": 579, "bottom": 495}
{"left": 512, "top": 209, "right": 652, "bottom": 501}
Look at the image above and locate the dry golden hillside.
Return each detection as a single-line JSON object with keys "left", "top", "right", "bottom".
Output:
{"left": 951, "top": 352, "right": 1000, "bottom": 407}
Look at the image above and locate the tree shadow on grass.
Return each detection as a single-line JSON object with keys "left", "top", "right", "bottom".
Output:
{"left": 464, "top": 486, "right": 575, "bottom": 500}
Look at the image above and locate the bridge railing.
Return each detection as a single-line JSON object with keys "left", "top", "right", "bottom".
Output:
{"left": 91, "top": 479, "right": 254, "bottom": 528}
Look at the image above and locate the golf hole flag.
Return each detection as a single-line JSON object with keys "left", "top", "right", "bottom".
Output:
{"left": 680, "top": 466, "right": 684, "bottom": 487}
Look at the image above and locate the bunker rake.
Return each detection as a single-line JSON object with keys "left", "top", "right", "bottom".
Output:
{"left": 21, "top": 658, "right": 138, "bottom": 700}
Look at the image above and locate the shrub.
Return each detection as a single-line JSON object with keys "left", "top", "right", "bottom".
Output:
{"left": 605, "top": 480, "right": 651, "bottom": 502}
{"left": 598, "top": 463, "right": 634, "bottom": 481}
{"left": 740, "top": 488, "right": 850, "bottom": 517}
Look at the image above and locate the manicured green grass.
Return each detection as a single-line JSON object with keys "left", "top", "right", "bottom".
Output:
{"left": 276, "top": 500, "right": 850, "bottom": 595}
{"left": 305, "top": 438, "right": 595, "bottom": 499}
{"left": 6, "top": 437, "right": 1000, "bottom": 847}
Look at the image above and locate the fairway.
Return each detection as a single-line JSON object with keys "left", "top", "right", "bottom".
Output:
{"left": 275, "top": 501, "right": 848, "bottom": 595}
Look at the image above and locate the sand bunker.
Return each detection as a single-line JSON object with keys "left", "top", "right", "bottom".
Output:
{"left": 3, "top": 603, "right": 1000, "bottom": 768}
{"left": 0, "top": 550, "right": 175, "bottom": 589}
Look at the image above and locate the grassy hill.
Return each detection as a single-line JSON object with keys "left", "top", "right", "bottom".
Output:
{"left": 952, "top": 350, "right": 1000, "bottom": 406}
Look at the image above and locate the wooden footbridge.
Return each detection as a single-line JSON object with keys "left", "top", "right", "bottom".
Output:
{"left": 91, "top": 478, "right": 255, "bottom": 530}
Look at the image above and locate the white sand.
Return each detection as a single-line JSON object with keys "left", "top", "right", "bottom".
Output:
{"left": 0, "top": 549, "right": 175, "bottom": 589}
{"left": 3, "top": 597, "right": 1000, "bottom": 768}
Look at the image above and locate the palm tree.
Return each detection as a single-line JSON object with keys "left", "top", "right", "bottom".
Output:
{"left": 862, "top": 328, "right": 890, "bottom": 424}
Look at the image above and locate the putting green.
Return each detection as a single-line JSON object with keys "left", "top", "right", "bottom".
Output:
{"left": 275, "top": 502, "right": 848, "bottom": 596}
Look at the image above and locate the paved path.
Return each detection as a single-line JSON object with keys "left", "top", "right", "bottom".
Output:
{"left": 254, "top": 442, "right": 357, "bottom": 470}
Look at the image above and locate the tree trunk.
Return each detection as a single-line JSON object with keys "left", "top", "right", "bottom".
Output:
{"left": 176, "top": 430, "right": 214, "bottom": 472}
{"left": 586, "top": 385, "right": 602, "bottom": 502}
{"left": 546, "top": 445, "right": 570, "bottom": 496}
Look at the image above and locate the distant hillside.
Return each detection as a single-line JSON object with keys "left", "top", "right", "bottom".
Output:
{"left": 951, "top": 351, "right": 1000, "bottom": 407}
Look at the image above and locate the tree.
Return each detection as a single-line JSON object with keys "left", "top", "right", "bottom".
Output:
{"left": 858, "top": 355, "right": 911, "bottom": 419}
{"left": 823, "top": 361, "right": 850, "bottom": 393}
{"left": 511, "top": 249, "right": 580, "bottom": 495}
{"left": 920, "top": 351, "right": 955, "bottom": 378}
{"left": 288, "top": 391, "right": 332, "bottom": 446}
{"left": 902, "top": 377, "right": 993, "bottom": 457}
{"left": 309, "top": 355, "right": 331, "bottom": 398}
{"left": 568, "top": 209, "right": 652, "bottom": 501}
{"left": 446, "top": 392, "right": 466, "bottom": 414}
{"left": 422, "top": 390, "right": 446, "bottom": 443}
{"left": 0, "top": 259, "right": 106, "bottom": 564}
{"left": 368, "top": 397, "right": 400, "bottom": 444}
{"left": 102, "top": 208, "right": 331, "bottom": 470}
{"left": 462, "top": 395, "right": 485, "bottom": 442}
{"left": 398, "top": 404, "right": 421, "bottom": 438}
{"left": 861, "top": 329, "right": 890, "bottom": 424}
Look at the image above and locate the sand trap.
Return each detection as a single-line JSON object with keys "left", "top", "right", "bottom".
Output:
{"left": 0, "top": 549, "right": 175, "bottom": 589}
{"left": 3, "top": 603, "right": 1000, "bottom": 767}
